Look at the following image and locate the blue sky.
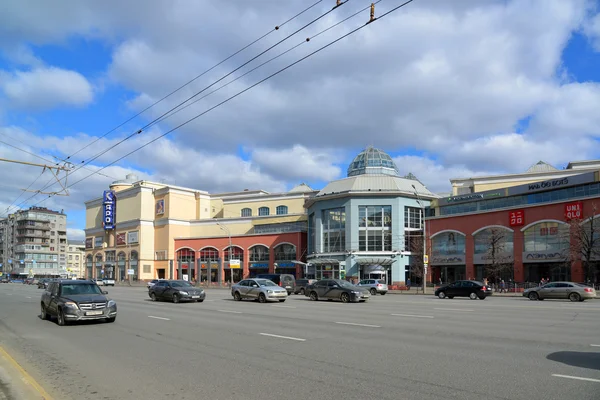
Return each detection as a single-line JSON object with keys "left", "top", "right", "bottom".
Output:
{"left": 1, "top": 0, "right": 600, "bottom": 239}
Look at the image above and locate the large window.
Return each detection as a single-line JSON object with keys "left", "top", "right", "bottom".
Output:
{"left": 224, "top": 246, "right": 244, "bottom": 262}
{"left": 523, "top": 222, "right": 569, "bottom": 252}
{"left": 241, "top": 208, "right": 252, "bottom": 217}
{"left": 358, "top": 206, "right": 392, "bottom": 252}
{"left": 431, "top": 232, "right": 466, "bottom": 256}
{"left": 199, "top": 247, "right": 219, "bottom": 262}
{"left": 308, "top": 213, "right": 316, "bottom": 254}
{"left": 404, "top": 206, "right": 422, "bottom": 229}
{"left": 275, "top": 244, "right": 296, "bottom": 261}
{"left": 276, "top": 205, "right": 288, "bottom": 215}
{"left": 258, "top": 207, "right": 270, "bottom": 216}
{"left": 249, "top": 245, "right": 269, "bottom": 262}
{"left": 322, "top": 208, "right": 346, "bottom": 253}
{"left": 177, "top": 248, "right": 195, "bottom": 264}
{"left": 474, "top": 228, "right": 514, "bottom": 254}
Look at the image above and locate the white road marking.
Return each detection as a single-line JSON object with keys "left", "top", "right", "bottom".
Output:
{"left": 391, "top": 313, "right": 434, "bottom": 319}
{"left": 590, "top": 344, "right": 600, "bottom": 347}
{"left": 335, "top": 322, "right": 381, "bottom": 328}
{"left": 217, "top": 310, "right": 243, "bottom": 314}
{"left": 26, "top": 296, "right": 32, "bottom": 299}
{"left": 552, "top": 374, "right": 600, "bottom": 383}
{"left": 434, "top": 308, "right": 474, "bottom": 312}
{"left": 147, "top": 315, "right": 170, "bottom": 321}
{"left": 271, "top": 305, "right": 296, "bottom": 308}
{"left": 259, "top": 333, "right": 306, "bottom": 342}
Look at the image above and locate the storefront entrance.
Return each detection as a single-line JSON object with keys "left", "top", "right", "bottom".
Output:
{"left": 315, "top": 264, "right": 340, "bottom": 280}
{"left": 525, "top": 263, "right": 570, "bottom": 283}
{"left": 437, "top": 265, "right": 466, "bottom": 284}
{"left": 224, "top": 268, "right": 243, "bottom": 283}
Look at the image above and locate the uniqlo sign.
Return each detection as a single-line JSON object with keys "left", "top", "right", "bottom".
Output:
{"left": 565, "top": 201, "right": 583, "bottom": 221}
{"left": 509, "top": 210, "right": 524, "bottom": 227}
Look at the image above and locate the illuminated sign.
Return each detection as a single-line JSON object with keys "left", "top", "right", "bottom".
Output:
{"left": 509, "top": 210, "right": 524, "bottom": 227}
{"left": 565, "top": 201, "right": 583, "bottom": 221}
{"left": 103, "top": 190, "right": 116, "bottom": 230}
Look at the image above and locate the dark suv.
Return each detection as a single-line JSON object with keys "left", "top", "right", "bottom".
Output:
{"left": 255, "top": 274, "right": 295, "bottom": 295}
{"left": 40, "top": 279, "right": 117, "bottom": 326}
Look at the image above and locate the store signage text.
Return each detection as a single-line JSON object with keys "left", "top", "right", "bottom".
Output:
{"left": 527, "top": 177, "right": 568, "bottom": 192}
{"left": 565, "top": 201, "right": 583, "bottom": 221}
{"left": 250, "top": 263, "right": 268, "bottom": 269}
{"left": 103, "top": 190, "right": 116, "bottom": 231}
{"left": 447, "top": 194, "right": 484, "bottom": 203}
{"left": 509, "top": 210, "right": 524, "bottom": 227}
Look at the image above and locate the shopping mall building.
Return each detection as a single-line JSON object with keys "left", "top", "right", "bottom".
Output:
{"left": 427, "top": 160, "right": 600, "bottom": 284}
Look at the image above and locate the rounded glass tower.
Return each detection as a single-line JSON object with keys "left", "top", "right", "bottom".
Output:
{"left": 346, "top": 146, "right": 400, "bottom": 177}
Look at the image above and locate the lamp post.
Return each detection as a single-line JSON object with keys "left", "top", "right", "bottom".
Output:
{"left": 412, "top": 184, "right": 427, "bottom": 295}
{"left": 214, "top": 218, "right": 233, "bottom": 287}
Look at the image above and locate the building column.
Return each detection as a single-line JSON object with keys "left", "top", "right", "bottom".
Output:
{"left": 571, "top": 260, "right": 584, "bottom": 282}
{"left": 269, "top": 248, "right": 276, "bottom": 274}
{"left": 243, "top": 248, "right": 250, "bottom": 279}
{"left": 465, "top": 234, "right": 475, "bottom": 280}
{"left": 513, "top": 231, "right": 525, "bottom": 282}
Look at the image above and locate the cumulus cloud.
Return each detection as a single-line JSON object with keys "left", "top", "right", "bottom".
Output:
{"left": 67, "top": 228, "right": 85, "bottom": 241}
{"left": 0, "top": 67, "right": 94, "bottom": 110}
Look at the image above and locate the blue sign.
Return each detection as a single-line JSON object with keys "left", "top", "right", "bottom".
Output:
{"left": 276, "top": 263, "right": 295, "bottom": 268}
{"left": 250, "top": 263, "right": 269, "bottom": 269}
{"left": 103, "top": 190, "right": 116, "bottom": 230}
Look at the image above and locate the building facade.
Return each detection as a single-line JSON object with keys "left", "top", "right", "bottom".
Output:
{"left": 67, "top": 240, "right": 86, "bottom": 278}
{"left": 427, "top": 170, "right": 600, "bottom": 284}
{"left": 306, "top": 147, "right": 438, "bottom": 285}
{"left": 0, "top": 207, "right": 68, "bottom": 278}
{"left": 84, "top": 174, "right": 316, "bottom": 282}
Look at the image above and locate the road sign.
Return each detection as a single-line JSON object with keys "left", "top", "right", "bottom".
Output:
{"left": 127, "top": 269, "right": 134, "bottom": 275}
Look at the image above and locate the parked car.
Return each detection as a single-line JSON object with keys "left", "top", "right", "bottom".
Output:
{"left": 255, "top": 274, "right": 295, "bottom": 295}
{"left": 356, "top": 279, "right": 388, "bottom": 295}
{"left": 523, "top": 281, "right": 597, "bottom": 302}
{"left": 148, "top": 280, "right": 205, "bottom": 303}
{"left": 305, "top": 279, "right": 370, "bottom": 303}
{"left": 40, "top": 279, "right": 117, "bottom": 326}
{"left": 293, "top": 278, "right": 317, "bottom": 295}
{"left": 147, "top": 279, "right": 166, "bottom": 289}
{"left": 37, "top": 278, "right": 51, "bottom": 289}
{"left": 102, "top": 278, "right": 115, "bottom": 286}
{"left": 435, "top": 280, "right": 491, "bottom": 300}
{"left": 231, "top": 278, "right": 288, "bottom": 303}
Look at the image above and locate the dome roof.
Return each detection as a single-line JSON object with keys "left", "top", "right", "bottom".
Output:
{"left": 347, "top": 146, "right": 399, "bottom": 177}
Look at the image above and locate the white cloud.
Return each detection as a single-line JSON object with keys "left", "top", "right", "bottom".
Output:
{"left": 584, "top": 12, "right": 600, "bottom": 51}
{"left": 67, "top": 228, "right": 85, "bottom": 241}
{"left": 0, "top": 67, "right": 94, "bottom": 110}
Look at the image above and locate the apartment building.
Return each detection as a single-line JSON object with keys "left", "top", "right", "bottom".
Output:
{"left": 67, "top": 240, "right": 86, "bottom": 278}
{"left": 0, "top": 207, "right": 68, "bottom": 278}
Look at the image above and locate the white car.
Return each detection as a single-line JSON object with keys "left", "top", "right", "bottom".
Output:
{"left": 101, "top": 278, "right": 115, "bottom": 286}
{"left": 147, "top": 279, "right": 165, "bottom": 289}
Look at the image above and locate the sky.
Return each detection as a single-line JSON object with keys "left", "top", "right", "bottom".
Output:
{"left": 0, "top": 0, "right": 600, "bottom": 241}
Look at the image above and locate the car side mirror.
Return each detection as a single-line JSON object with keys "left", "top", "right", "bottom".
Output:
{"left": 102, "top": 291, "right": 108, "bottom": 295}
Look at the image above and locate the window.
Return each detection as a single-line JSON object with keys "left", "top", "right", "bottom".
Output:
{"left": 258, "top": 207, "right": 270, "bottom": 216}
{"left": 358, "top": 206, "right": 392, "bottom": 252}
{"left": 177, "top": 249, "right": 195, "bottom": 264}
{"left": 249, "top": 245, "right": 269, "bottom": 262}
{"left": 143, "top": 265, "right": 151, "bottom": 274}
{"left": 308, "top": 213, "right": 316, "bottom": 254}
{"left": 241, "top": 208, "right": 252, "bottom": 217}
{"left": 276, "top": 205, "right": 288, "bottom": 215}
{"left": 224, "top": 246, "right": 244, "bottom": 261}
{"left": 155, "top": 250, "right": 167, "bottom": 261}
{"left": 322, "top": 208, "right": 346, "bottom": 252}
{"left": 404, "top": 231, "right": 423, "bottom": 252}
{"left": 404, "top": 207, "right": 422, "bottom": 229}
{"left": 431, "top": 232, "right": 466, "bottom": 256}
{"left": 68, "top": 255, "right": 73, "bottom": 260}
{"left": 523, "top": 222, "right": 569, "bottom": 252}
{"left": 274, "top": 244, "right": 296, "bottom": 261}
{"left": 473, "top": 228, "right": 514, "bottom": 255}
{"left": 199, "top": 247, "right": 219, "bottom": 262}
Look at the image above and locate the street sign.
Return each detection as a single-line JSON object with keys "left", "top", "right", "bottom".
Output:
{"left": 127, "top": 269, "right": 134, "bottom": 275}
{"left": 229, "top": 259, "right": 241, "bottom": 268}
{"left": 423, "top": 255, "right": 429, "bottom": 264}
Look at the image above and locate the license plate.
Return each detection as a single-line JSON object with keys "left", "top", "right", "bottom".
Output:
{"left": 285, "top": 286, "right": 291, "bottom": 289}
{"left": 86, "top": 310, "right": 103, "bottom": 316}
{"left": 191, "top": 296, "right": 200, "bottom": 299}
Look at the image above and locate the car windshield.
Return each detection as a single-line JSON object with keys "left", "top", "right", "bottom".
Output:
{"left": 338, "top": 281, "right": 356, "bottom": 288}
{"left": 61, "top": 284, "right": 103, "bottom": 296}
{"left": 256, "top": 279, "right": 277, "bottom": 287}
{"left": 170, "top": 281, "right": 192, "bottom": 288}
{"left": 377, "top": 280, "right": 386, "bottom": 284}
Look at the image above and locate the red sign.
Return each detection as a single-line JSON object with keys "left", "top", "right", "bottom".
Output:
{"left": 509, "top": 210, "right": 524, "bottom": 227}
{"left": 565, "top": 201, "right": 583, "bottom": 221}
{"left": 116, "top": 232, "right": 126, "bottom": 246}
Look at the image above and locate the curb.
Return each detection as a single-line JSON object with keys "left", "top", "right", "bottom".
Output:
{"left": 0, "top": 346, "right": 53, "bottom": 400}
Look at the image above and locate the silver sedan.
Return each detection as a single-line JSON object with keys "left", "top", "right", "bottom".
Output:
{"left": 231, "top": 279, "right": 288, "bottom": 303}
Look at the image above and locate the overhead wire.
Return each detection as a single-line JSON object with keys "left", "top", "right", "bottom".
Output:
{"left": 22, "top": 0, "right": 417, "bottom": 211}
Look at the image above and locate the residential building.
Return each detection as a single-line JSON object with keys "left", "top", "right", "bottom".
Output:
{"left": 67, "top": 240, "right": 86, "bottom": 278}
{"left": 84, "top": 174, "right": 317, "bottom": 282}
{"left": 305, "top": 146, "right": 439, "bottom": 284}
{"left": 0, "top": 207, "right": 68, "bottom": 278}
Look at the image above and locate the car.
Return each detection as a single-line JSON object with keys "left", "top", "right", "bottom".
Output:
{"left": 293, "top": 278, "right": 317, "bottom": 295}
{"left": 37, "top": 278, "right": 51, "bottom": 289}
{"left": 147, "top": 279, "right": 165, "bottom": 289}
{"left": 102, "top": 278, "right": 115, "bottom": 286}
{"left": 40, "top": 279, "right": 117, "bottom": 326}
{"left": 356, "top": 279, "right": 389, "bottom": 295}
{"left": 523, "top": 281, "right": 597, "bottom": 302}
{"left": 231, "top": 279, "right": 288, "bottom": 303}
{"left": 435, "top": 280, "right": 490, "bottom": 300}
{"left": 255, "top": 274, "right": 295, "bottom": 295}
{"left": 305, "top": 279, "right": 370, "bottom": 303}
{"left": 148, "top": 280, "right": 205, "bottom": 303}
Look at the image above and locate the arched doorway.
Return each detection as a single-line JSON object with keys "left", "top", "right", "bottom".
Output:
{"left": 199, "top": 247, "right": 219, "bottom": 284}
{"left": 249, "top": 245, "right": 269, "bottom": 277}
{"left": 176, "top": 248, "right": 196, "bottom": 282}
{"left": 274, "top": 243, "right": 297, "bottom": 277}
{"left": 130, "top": 251, "right": 139, "bottom": 281}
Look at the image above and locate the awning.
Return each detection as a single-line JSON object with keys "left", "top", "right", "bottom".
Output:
{"left": 353, "top": 257, "right": 396, "bottom": 267}
{"left": 309, "top": 258, "right": 341, "bottom": 265}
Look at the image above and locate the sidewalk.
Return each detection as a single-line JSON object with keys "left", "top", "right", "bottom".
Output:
{"left": 0, "top": 346, "right": 53, "bottom": 400}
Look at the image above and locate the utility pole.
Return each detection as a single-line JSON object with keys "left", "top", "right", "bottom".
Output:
{"left": 214, "top": 218, "right": 233, "bottom": 287}
{"left": 412, "top": 184, "right": 427, "bottom": 295}
{"left": 0, "top": 157, "right": 72, "bottom": 197}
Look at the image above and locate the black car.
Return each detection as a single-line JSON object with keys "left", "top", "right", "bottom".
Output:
{"left": 305, "top": 279, "right": 370, "bottom": 303}
{"left": 435, "top": 280, "right": 491, "bottom": 300}
{"left": 148, "top": 280, "right": 206, "bottom": 303}
{"left": 40, "top": 279, "right": 117, "bottom": 326}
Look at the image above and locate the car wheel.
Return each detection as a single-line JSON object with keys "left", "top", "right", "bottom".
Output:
{"left": 233, "top": 291, "right": 242, "bottom": 301}
{"left": 279, "top": 299, "right": 286, "bottom": 303}
{"left": 150, "top": 292, "right": 157, "bottom": 301}
{"left": 438, "top": 291, "right": 446, "bottom": 299}
{"left": 569, "top": 292, "right": 581, "bottom": 302}
{"left": 478, "top": 295, "right": 486, "bottom": 300}
{"left": 57, "top": 308, "right": 66, "bottom": 326}
{"left": 469, "top": 292, "right": 478, "bottom": 300}
{"left": 106, "top": 317, "right": 116, "bottom": 323}
{"left": 528, "top": 292, "right": 539, "bottom": 301}
{"left": 40, "top": 304, "right": 48, "bottom": 320}
{"left": 172, "top": 294, "right": 180, "bottom": 304}
{"left": 300, "top": 288, "right": 305, "bottom": 295}
{"left": 447, "top": 296, "right": 454, "bottom": 299}
{"left": 258, "top": 293, "right": 267, "bottom": 303}
{"left": 370, "top": 288, "right": 377, "bottom": 296}
{"left": 340, "top": 293, "right": 350, "bottom": 303}
{"left": 309, "top": 291, "right": 318, "bottom": 301}
{"left": 380, "top": 292, "right": 386, "bottom": 296}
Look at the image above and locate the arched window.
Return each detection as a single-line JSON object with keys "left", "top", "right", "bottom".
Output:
{"left": 95, "top": 253, "right": 103, "bottom": 263}
{"left": 523, "top": 222, "right": 569, "bottom": 252}
{"left": 86, "top": 254, "right": 93, "bottom": 265}
{"left": 258, "top": 207, "right": 270, "bottom": 216}
{"left": 473, "top": 228, "right": 514, "bottom": 255}
{"left": 130, "top": 251, "right": 138, "bottom": 262}
{"left": 274, "top": 243, "right": 296, "bottom": 261}
{"left": 431, "top": 232, "right": 466, "bottom": 256}
{"left": 199, "top": 247, "right": 219, "bottom": 262}
{"left": 117, "top": 252, "right": 126, "bottom": 262}
{"left": 249, "top": 245, "right": 269, "bottom": 262}
{"left": 177, "top": 248, "right": 195, "bottom": 267}
{"left": 105, "top": 251, "right": 116, "bottom": 262}
{"left": 276, "top": 205, "right": 288, "bottom": 215}
{"left": 241, "top": 208, "right": 252, "bottom": 217}
{"left": 224, "top": 246, "right": 244, "bottom": 262}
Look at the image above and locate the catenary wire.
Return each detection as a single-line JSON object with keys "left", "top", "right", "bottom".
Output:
{"left": 3, "top": 170, "right": 46, "bottom": 215}
{"left": 14, "top": 0, "right": 347, "bottom": 208}
{"left": 23, "top": 0, "right": 416, "bottom": 209}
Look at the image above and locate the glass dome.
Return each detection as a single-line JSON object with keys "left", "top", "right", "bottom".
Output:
{"left": 347, "top": 146, "right": 400, "bottom": 177}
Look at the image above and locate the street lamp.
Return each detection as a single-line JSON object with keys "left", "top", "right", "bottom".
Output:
{"left": 412, "top": 184, "right": 427, "bottom": 295}
{"left": 214, "top": 218, "right": 233, "bottom": 287}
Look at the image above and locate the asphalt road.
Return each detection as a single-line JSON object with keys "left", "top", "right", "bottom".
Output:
{"left": 0, "top": 283, "right": 598, "bottom": 400}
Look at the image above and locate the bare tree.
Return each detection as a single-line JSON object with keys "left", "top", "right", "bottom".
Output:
{"left": 407, "top": 233, "right": 425, "bottom": 284}
{"left": 482, "top": 228, "right": 513, "bottom": 283}
{"left": 566, "top": 203, "right": 600, "bottom": 282}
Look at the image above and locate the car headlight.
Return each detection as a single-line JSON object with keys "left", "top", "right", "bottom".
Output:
{"left": 179, "top": 291, "right": 189, "bottom": 295}
{"left": 267, "top": 290, "right": 273, "bottom": 294}
{"left": 352, "top": 291, "right": 361, "bottom": 295}
{"left": 64, "top": 301, "right": 79, "bottom": 309}
{"left": 108, "top": 300, "right": 116, "bottom": 307}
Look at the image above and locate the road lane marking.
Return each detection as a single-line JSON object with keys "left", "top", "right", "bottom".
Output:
{"left": 591, "top": 344, "right": 600, "bottom": 347}
{"left": 26, "top": 296, "right": 32, "bottom": 299}
{"left": 335, "top": 322, "right": 381, "bottom": 328}
{"left": 148, "top": 315, "right": 170, "bottom": 321}
{"left": 217, "top": 310, "right": 243, "bottom": 314}
{"left": 0, "top": 346, "right": 54, "bottom": 400}
{"left": 259, "top": 333, "right": 306, "bottom": 342}
{"left": 271, "top": 305, "right": 296, "bottom": 308}
{"left": 434, "top": 308, "right": 474, "bottom": 312}
{"left": 391, "top": 313, "right": 434, "bottom": 319}
{"left": 552, "top": 374, "right": 600, "bottom": 383}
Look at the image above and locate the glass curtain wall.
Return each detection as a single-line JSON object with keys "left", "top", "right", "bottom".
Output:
{"left": 322, "top": 208, "right": 346, "bottom": 252}
{"left": 358, "top": 206, "right": 392, "bottom": 251}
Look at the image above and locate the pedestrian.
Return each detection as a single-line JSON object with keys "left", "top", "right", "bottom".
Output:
{"left": 406, "top": 278, "right": 411, "bottom": 290}
{"left": 500, "top": 279, "right": 506, "bottom": 293}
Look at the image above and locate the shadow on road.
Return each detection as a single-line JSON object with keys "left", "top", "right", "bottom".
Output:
{"left": 547, "top": 351, "right": 600, "bottom": 371}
